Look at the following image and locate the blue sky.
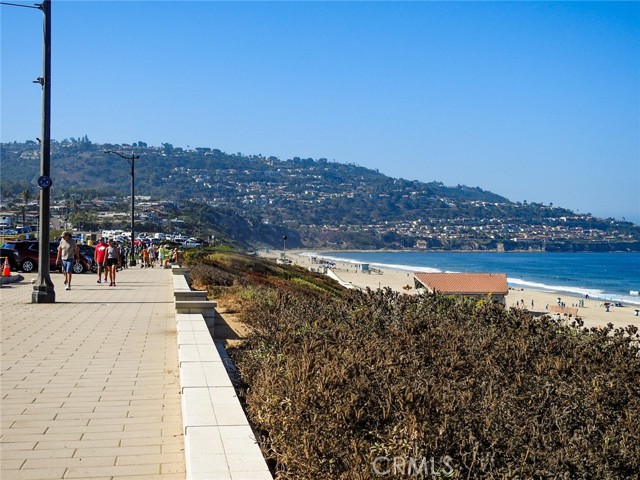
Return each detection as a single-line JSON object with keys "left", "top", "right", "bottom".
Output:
{"left": 2, "top": 1, "right": 639, "bottom": 223}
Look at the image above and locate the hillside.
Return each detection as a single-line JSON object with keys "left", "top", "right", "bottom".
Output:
{"left": 2, "top": 139, "right": 639, "bottom": 251}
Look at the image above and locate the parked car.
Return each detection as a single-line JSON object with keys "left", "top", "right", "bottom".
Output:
{"left": 182, "top": 238, "right": 204, "bottom": 247}
{"left": 6, "top": 240, "right": 93, "bottom": 274}
{"left": 77, "top": 244, "right": 97, "bottom": 272}
{"left": 0, "top": 247, "right": 21, "bottom": 271}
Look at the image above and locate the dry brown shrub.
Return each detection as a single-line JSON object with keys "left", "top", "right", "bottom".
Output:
{"left": 232, "top": 288, "right": 640, "bottom": 480}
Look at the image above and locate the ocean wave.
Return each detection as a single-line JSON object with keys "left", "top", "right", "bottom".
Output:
{"left": 314, "top": 254, "right": 442, "bottom": 274}
{"left": 506, "top": 278, "right": 640, "bottom": 305}
{"left": 312, "top": 251, "right": 640, "bottom": 306}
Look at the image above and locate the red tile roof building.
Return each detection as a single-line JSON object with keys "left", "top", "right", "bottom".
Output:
{"left": 413, "top": 272, "right": 509, "bottom": 304}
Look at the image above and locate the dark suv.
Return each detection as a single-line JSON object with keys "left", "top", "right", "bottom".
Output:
{"left": 0, "top": 247, "right": 21, "bottom": 271}
{"left": 6, "top": 240, "right": 93, "bottom": 274}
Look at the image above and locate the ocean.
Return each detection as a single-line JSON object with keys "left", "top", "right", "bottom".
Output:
{"left": 312, "top": 251, "right": 640, "bottom": 306}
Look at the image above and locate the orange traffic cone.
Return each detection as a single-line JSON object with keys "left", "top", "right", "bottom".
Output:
{"left": 2, "top": 257, "right": 10, "bottom": 277}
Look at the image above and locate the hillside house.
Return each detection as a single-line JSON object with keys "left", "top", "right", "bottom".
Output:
{"left": 414, "top": 272, "right": 509, "bottom": 305}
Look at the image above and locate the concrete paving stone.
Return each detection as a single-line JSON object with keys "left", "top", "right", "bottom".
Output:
{"left": 88, "top": 415, "right": 164, "bottom": 427}
{"left": 210, "top": 388, "right": 251, "bottom": 426}
{"left": 0, "top": 407, "right": 27, "bottom": 415}
{"left": 0, "top": 448, "right": 75, "bottom": 460}
{"left": 89, "top": 397, "right": 131, "bottom": 405}
{"left": 34, "top": 438, "right": 120, "bottom": 450}
{"left": 22, "top": 404, "right": 94, "bottom": 413}
{"left": 1, "top": 433, "right": 82, "bottom": 443}
{"left": 116, "top": 452, "right": 184, "bottom": 466}
{"left": 96, "top": 395, "right": 160, "bottom": 403}
{"left": 2, "top": 411, "right": 56, "bottom": 422}
{"left": 0, "top": 441, "right": 37, "bottom": 451}
{"left": 64, "top": 463, "right": 160, "bottom": 478}
{"left": 161, "top": 462, "right": 187, "bottom": 474}
{"left": 119, "top": 434, "right": 177, "bottom": 447}
{"left": 226, "top": 452, "right": 272, "bottom": 474}
{"left": 94, "top": 404, "right": 159, "bottom": 414}
{"left": 121, "top": 417, "right": 181, "bottom": 431}
{"left": 60, "top": 478, "right": 111, "bottom": 480}
{"left": 22, "top": 456, "right": 117, "bottom": 469}
{"left": 180, "top": 361, "right": 233, "bottom": 390}
{"left": 160, "top": 428, "right": 185, "bottom": 440}
{"left": 178, "top": 344, "right": 221, "bottom": 363}
{"left": 73, "top": 444, "right": 162, "bottom": 459}
{"left": 181, "top": 389, "right": 216, "bottom": 428}
{"left": 55, "top": 411, "right": 128, "bottom": 420}
{"left": 2, "top": 426, "right": 48, "bottom": 435}
{"left": 0, "top": 458, "right": 26, "bottom": 469}
{"left": 29, "top": 400, "right": 66, "bottom": 407}
{"left": 2, "top": 393, "right": 45, "bottom": 401}
{"left": 177, "top": 330, "right": 215, "bottom": 345}
{"left": 46, "top": 424, "right": 124, "bottom": 435}
{"left": 161, "top": 443, "right": 186, "bottom": 457}
{"left": 176, "top": 324, "right": 209, "bottom": 335}
{"left": 82, "top": 429, "right": 161, "bottom": 441}
{"left": 1, "top": 374, "right": 28, "bottom": 382}
{"left": 231, "top": 472, "right": 274, "bottom": 480}
{"left": 0, "top": 420, "right": 16, "bottom": 429}
{"left": 12, "top": 418, "right": 90, "bottom": 428}
{"left": 184, "top": 426, "right": 224, "bottom": 455}
{"left": 0, "top": 467, "right": 67, "bottom": 480}
{"left": 110, "top": 475, "right": 185, "bottom": 480}
{"left": 64, "top": 393, "right": 104, "bottom": 401}
{"left": 190, "top": 473, "right": 232, "bottom": 480}
{"left": 187, "top": 452, "right": 230, "bottom": 474}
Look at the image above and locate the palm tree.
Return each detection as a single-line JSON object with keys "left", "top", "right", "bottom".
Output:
{"left": 21, "top": 188, "right": 32, "bottom": 225}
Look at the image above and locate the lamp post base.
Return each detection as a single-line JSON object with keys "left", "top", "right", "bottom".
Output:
{"left": 32, "top": 284, "right": 55, "bottom": 303}
{"left": 129, "top": 259, "right": 137, "bottom": 267}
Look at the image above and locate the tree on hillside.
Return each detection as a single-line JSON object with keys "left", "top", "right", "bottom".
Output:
{"left": 21, "top": 188, "right": 32, "bottom": 224}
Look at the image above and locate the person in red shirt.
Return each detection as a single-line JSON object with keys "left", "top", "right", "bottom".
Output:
{"left": 94, "top": 238, "right": 109, "bottom": 283}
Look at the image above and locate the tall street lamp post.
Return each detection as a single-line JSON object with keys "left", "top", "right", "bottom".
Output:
{"left": 105, "top": 151, "right": 139, "bottom": 266}
{"left": 282, "top": 235, "right": 287, "bottom": 261}
{"left": 32, "top": 0, "right": 54, "bottom": 303}
{"left": 2, "top": 0, "right": 54, "bottom": 301}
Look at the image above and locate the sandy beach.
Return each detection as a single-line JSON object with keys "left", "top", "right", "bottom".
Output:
{"left": 279, "top": 251, "right": 640, "bottom": 331}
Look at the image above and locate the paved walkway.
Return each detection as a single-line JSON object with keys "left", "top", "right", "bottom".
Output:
{"left": 1, "top": 266, "right": 185, "bottom": 479}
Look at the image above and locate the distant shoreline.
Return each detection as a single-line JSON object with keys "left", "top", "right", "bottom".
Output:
{"left": 267, "top": 250, "right": 640, "bottom": 331}
{"left": 305, "top": 248, "right": 638, "bottom": 254}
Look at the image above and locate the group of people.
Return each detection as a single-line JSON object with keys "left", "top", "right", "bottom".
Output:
{"left": 93, "top": 237, "right": 122, "bottom": 286}
{"left": 56, "top": 233, "right": 122, "bottom": 289}
{"left": 56, "top": 233, "right": 182, "bottom": 290}
{"left": 138, "top": 244, "right": 179, "bottom": 268}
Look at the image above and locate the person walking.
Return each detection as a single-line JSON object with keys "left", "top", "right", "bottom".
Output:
{"left": 94, "top": 237, "right": 108, "bottom": 283}
{"left": 56, "top": 231, "right": 79, "bottom": 290}
{"left": 141, "top": 245, "right": 149, "bottom": 268}
{"left": 157, "top": 244, "right": 166, "bottom": 267}
{"left": 104, "top": 238, "right": 121, "bottom": 286}
{"left": 148, "top": 244, "right": 157, "bottom": 268}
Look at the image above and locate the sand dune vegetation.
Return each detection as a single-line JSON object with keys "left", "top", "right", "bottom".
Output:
{"left": 187, "top": 250, "right": 640, "bottom": 479}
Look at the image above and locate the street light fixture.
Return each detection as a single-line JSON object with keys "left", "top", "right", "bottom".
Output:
{"left": 104, "top": 150, "right": 139, "bottom": 266}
